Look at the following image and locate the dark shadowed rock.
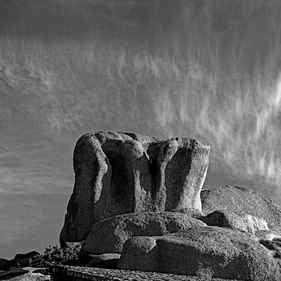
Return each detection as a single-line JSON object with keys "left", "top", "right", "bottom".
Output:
{"left": 118, "top": 236, "right": 159, "bottom": 273}
{"left": 259, "top": 238, "right": 281, "bottom": 259}
{"left": 87, "top": 253, "right": 121, "bottom": 269}
{"left": 200, "top": 210, "right": 268, "bottom": 233}
{"left": 0, "top": 259, "right": 8, "bottom": 270}
{"left": 81, "top": 211, "right": 207, "bottom": 255}
{"left": 118, "top": 226, "right": 281, "bottom": 280}
{"left": 201, "top": 185, "right": 281, "bottom": 230}
{"left": 60, "top": 131, "right": 210, "bottom": 245}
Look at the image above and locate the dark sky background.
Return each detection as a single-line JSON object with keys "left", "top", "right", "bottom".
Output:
{"left": 0, "top": 0, "right": 281, "bottom": 258}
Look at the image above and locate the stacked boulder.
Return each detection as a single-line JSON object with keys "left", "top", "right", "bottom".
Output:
{"left": 60, "top": 131, "right": 281, "bottom": 280}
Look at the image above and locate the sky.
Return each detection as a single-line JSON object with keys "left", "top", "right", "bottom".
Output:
{"left": 1, "top": 0, "right": 281, "bottom": 259}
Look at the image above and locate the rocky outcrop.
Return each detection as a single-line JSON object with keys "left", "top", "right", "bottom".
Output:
{"left": 0, "top": 251, "right": 39, "bottom": 270}
{"left": 117, "top": 227, "right": 281, "bottom": 280}
{"left": 60, "top": 132, "right": 210, "bottom": 245}
{"left": 81, "top": 211, "right": 207, "bottom": 255}
{"left": 57, "top": 132, "right": 281, "bottom": 280}
{"left": 87, "top": 253, "right": 121, "bottom": 269}
{"left": 200, "top": 210, "right": 268, "bottom": 233}
{"left": 118, "top": 236, "right": 158, "bottom": 273}
{"left": 201, "top": 185, "right": 281, "bottom": 230}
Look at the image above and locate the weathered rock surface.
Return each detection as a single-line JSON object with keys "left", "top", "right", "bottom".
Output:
{"left": 255, "top": 229, "right": 281, "bottom": 241}
{"left": 259, "top": 238, "right": 281, "bottom": 259}
{"left": 87, "top": 253, "right": 121, "bottom": 269}
{"left": 118, "top": 226, "right": 281, "bottom": 280}
{"left": 201, "top": 185, "right": 281, "bottom": 230}
{"left": 170, "top": 208, "right": 203, "bottom": 219}
{"left": 200, "top": 210, "right": 268, "bottom": 233}
{"left": 50, "top": 265, "right": 244, "bottom": 281}
{"left": 81, "top": 211, "right": 207, "bottom": 255}
{"left": 60, "top": 131, "right": 210, "bottom": 245}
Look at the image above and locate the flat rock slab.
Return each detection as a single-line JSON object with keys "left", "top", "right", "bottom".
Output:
{"left": 50, "top": 265, "right": 244, "bottom": 281}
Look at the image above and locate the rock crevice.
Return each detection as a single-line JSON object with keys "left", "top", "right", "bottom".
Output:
{"left": 60, "top": 131, "right": 210, "bottom": 245}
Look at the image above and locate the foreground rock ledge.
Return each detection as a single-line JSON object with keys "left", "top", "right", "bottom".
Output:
{"left": 60, "top": 131, "right": 210, "bottom": 245}
{"left": 117, "top": 227, "right": 281, "bottom": 280}
{"left": 50, "top": 265, "right": 245, "bottom": 281}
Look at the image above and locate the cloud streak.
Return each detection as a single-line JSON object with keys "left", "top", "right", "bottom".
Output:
{"left": 1, "top": 1, "right": 281, "bottom": 192}
{"left": 0, "top": 0, "right": 281, "bottom": 258}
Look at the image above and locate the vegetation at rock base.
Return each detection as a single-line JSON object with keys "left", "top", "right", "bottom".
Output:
{"left": 29, "top": 244, "right": 80, "bottom": 267}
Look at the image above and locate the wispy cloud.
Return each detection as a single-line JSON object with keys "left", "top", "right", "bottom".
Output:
{"left": 0, "top": 0, "right": 281, "bottom": 258}
{"left": 0, "top": 140, "right": 73, "bottom": 195}
{"left": 1, "top": 0, "right": 281, "bottom": 191}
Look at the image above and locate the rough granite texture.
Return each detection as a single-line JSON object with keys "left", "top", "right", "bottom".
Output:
{"left": 201, "top": 185, "right": 281, "bottom": 230}
{"left": 50, "top": 265, "right": 244, "bottom": 281}
{"left": 81, "top": 211, "right": 206, "bottom": 255}
{"left": 60, "top": 131, "right": 210, "bottom": 245}
{"left": 200, "top": 210, "right": 268, "bottom": 233}
{"left": 56, "top": 133, "right": 281, "bottom": 280}
{"left": 117, "top": 227, "right": 281, "bottom": 280}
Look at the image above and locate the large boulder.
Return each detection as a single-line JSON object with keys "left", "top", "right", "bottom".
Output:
{"left": 118, "top": 226, "right": 281, "bottom": 280}
{"left": 201, "top": 185, "right": 281, "bottom": 230}
{"left": 200, "top": 210, "right": 268, "bottom": 233}
{"left": 81, "top": 211, "right": 207, "bottom": 255}
{"left": 60, "top": 131, "right": 210, "bottom": 245}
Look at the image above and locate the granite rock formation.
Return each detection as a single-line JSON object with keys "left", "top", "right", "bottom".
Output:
{"left": 60, "top": 131, "right": 210, "bottom": 245}
{"left": 58, "top": 132, "right": 281, "bottom": 280}
{"left": 117, "top": 227, "right": 281, "bottom": 280}
{"left": 81, "top": 211, "right": 206, "bottom": 255}
{"left": 200, "top": 210, "right": 268, "bottom": 233}
{"left": 201, "top": 185, "right": 281, "bottom": 230}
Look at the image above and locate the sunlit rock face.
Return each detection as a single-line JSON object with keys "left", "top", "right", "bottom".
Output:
{"left": 201, "top": 185, "right": 281, "bottom": 230}
{"left": 60, "top": 131, "right": 210, "bottom": 245}
{"left": 117, "top": 228, "right": 281, "bottom": 280}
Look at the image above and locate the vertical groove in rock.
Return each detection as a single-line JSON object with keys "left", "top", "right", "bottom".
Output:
{"left": 60, "top": 131, "right": 210, "bottom": 245}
